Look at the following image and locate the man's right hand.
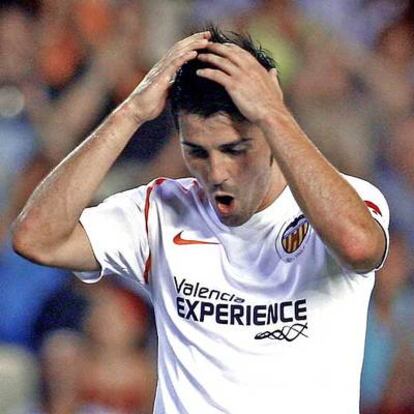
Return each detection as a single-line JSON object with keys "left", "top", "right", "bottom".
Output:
{"left": 126, "top": 31, "right": 211, "bottom": 123}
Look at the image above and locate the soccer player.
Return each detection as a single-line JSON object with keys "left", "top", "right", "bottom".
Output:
{"left": 13, "top": 27, "right": 389, "bottom": 413}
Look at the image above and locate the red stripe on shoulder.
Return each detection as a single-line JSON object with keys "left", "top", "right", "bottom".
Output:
{"left": 364, "top": 200, "right": 382, "bottom": 217}
{"left": 144, "top": 178, "right": 166, "bottom": 233}
{"left": 143, "top": 253, "right": 152, "bottom": 284}
{"left": 143, "top": 178, "right": 166, "bottom": 283}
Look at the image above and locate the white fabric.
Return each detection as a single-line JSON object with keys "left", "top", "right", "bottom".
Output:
{"left": 76, "top": 174, "right": 389, "bottom": 414}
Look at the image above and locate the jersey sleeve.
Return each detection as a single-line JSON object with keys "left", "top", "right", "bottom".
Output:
{"left": 73, "top": 186, "right": 150, "bottom": 287}
{"left": 345, "top": 175, "right": 390, "bottom": 271}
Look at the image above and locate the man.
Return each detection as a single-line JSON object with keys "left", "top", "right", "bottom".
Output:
{"left": 13, "top": 27, "right": 389, "bottom": 413}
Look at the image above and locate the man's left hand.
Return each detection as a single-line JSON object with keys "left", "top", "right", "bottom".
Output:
{"left": 196, "top": 43, "right": 284, "bottom": 124}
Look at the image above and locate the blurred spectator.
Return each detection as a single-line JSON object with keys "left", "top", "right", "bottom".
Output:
{"left": 371, "top": 14, "right": 414, "bottom": 115}
{"left": 32, "top": 279, "right": 89, "bottom": 353}
{"left": 39, "top": 330, "right": 85, "bottom": 414}
{"left": 0, "top": 345, "right": 39, "bottom": 413}
{"left": 0, "top": 240, "right": 69, "bottom": 348}
{"left": 0, "top": 5, "right": 71, "bottom": 355}
{"left": 361, "top": 233, "right": 414, "bottom": 413}
{"left": 143, "top": 0, "right": 192, "bottom": 62}
{"left": 375, "top": 116, "right": 414, "bottom": 255}
{"left": 241, "top": 0, "right": 306, "bottom": 87}
{"left": 38, "top": 282, "right": 156, "bottom": 414}
{"left": 296, "top": 0, "right": 408, "bottom": 47}
{"left": 0, "top": 6, "right": 43, "bottom": 230}
{"left": 290, "top": 34, "right": 381, "bottom": 177}
{"left": 191, "top": 0, "right": 256, "bottom": 29}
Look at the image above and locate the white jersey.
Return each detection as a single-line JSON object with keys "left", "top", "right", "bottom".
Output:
{"left": 76, "top": 175, "right": 389, "bottom": 414}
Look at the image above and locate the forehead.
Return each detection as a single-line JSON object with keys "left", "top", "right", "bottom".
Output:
{"left": 178, "top": 113, "right": 256, "bottom": 147}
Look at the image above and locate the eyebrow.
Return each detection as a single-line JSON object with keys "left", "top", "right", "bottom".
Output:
{"left": 181, "top": 138, "right": 252, "bottom": 150}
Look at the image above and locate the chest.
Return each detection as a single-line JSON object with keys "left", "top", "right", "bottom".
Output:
{"left": 150, "top": 209, "right": 326, "bottom": 304}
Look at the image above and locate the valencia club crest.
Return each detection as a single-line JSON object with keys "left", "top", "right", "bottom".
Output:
{"left": 276, "top": 214, "right": 311, "bottom": 262}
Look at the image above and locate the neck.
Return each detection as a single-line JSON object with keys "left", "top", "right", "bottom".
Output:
{"left": 259, "top": 163, "right": 287, "bottom": 211}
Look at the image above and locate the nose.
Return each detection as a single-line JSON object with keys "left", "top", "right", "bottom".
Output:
{"left": 207, "top": 153, "right": 229, "bottom": 187}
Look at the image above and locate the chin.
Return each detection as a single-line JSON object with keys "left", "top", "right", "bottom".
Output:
{"left": 218, "top": 213, "right": 250, "bottom": 227}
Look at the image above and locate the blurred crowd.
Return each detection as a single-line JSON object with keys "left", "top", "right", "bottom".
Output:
{"left": 0, "top": 0, "right": 413, "bottom": 413}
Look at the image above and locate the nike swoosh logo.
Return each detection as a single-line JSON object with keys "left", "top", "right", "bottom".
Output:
{"left": 173, "top": 231, "right": 219, "bottom": 245}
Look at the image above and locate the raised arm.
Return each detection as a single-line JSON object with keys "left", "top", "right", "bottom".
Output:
{"left": 12, "top": 32, "right": 211, "bottom": 271}
{"left": 196, "top": 42, "right": 386, "bottom": 273}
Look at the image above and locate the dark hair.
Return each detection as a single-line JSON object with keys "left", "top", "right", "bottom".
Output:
{"left": 169, "top": 25, "right": 277, "bottom": 129}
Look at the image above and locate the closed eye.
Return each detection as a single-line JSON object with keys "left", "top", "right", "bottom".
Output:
{"left": 187, "top": 148, "right": 209, "bottom": 159}
{"left": 221, "top": 143, "right": 250, "bottom": 155}
{"left": 181, "top": 138, "right": 252, "bottom": 158}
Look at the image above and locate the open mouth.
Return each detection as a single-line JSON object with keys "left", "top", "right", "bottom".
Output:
{"left": 214, "top": 195, "right": 235, "bottom": 215}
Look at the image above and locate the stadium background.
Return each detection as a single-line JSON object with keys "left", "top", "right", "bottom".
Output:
{"left": 0, "top": 0, "right": 413, "bottom": 412}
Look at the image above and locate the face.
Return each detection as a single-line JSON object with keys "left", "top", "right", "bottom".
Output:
{"left": 179, "top": 112, "right": 282, "bottom": 226}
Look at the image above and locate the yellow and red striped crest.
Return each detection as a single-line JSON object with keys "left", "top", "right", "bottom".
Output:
{"left": 281, "top": 215, "right": 309, "bottom": 254}
{"left": 282, "top": 221, "right": 309, "bottom": 253}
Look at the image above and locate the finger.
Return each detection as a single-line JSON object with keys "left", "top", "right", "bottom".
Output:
{"left": 190, "top": 31, "right": 212, "bottom": 39}
{"left": 164, "top": 50, "right": 198, "bottom": 81}
{"left": 172, "top": 50, "right": 198, "bottom": 70}
{"left": 181, "top": 31, "right": 211, "bottom": 43}
{"left": 196, "top": 68, "right": 232, "bottom": 88}
{"left": 205, "top": 42, "right": 250, "bottom": 66}
{"left": 198, "top": 31, "right": 212, "bottom": 39}
{"left": 172, "top": 36, "right": 210, "bottom": 58}
{"left": 176, "top": 31, "right": 211, "bottom": 49}
{"left": 197, "top": 53, "right": 238, "bottom": 76}
{"left": 162, "top": 37, "right": 207, "bottom": 71}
